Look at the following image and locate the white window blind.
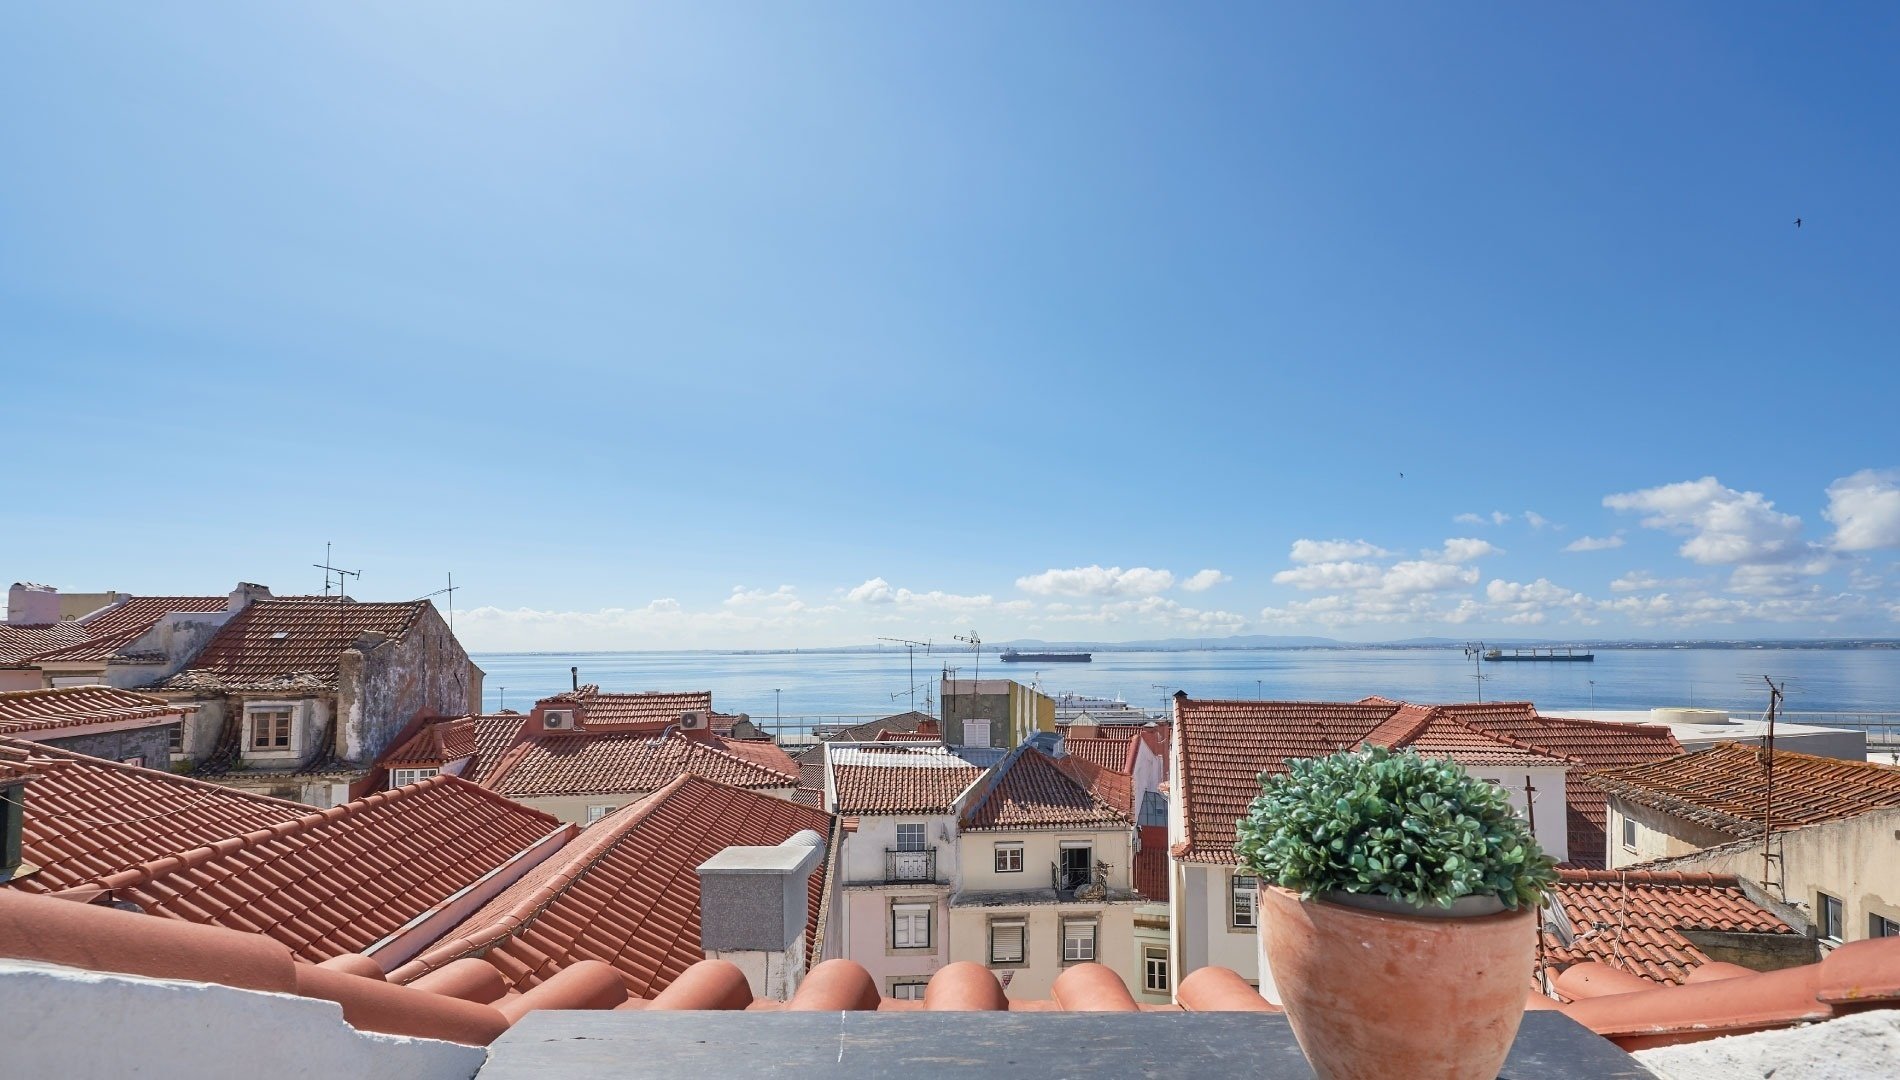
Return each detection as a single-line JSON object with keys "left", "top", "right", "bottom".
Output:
{"left": 893, "top": 904, "right": 931, "bottom": 949}
{"left": 964, "top": 719, "right": 991, "bottom": 746}
{"left": 1062, "top": 920, "right": 1096, "bottom": 962}
{"left": 990, "top": 921, "right": 1025, "bottom": 964}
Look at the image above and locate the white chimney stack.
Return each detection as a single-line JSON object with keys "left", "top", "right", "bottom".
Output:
{"left": 6, "top": 584, "right": 59, "bottom": 627}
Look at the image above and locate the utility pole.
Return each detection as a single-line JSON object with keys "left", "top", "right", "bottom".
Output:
{"left": 1761, "top": 676, "right": 1785, "bottom": 892}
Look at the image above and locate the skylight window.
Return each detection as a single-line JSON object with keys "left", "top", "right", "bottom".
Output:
{"left": 271, "top": 631, "right": 291, "bottom": 640}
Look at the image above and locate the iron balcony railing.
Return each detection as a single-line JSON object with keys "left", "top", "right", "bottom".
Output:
{"left": 886, "top": 847, "right": 937, "bottom": 884}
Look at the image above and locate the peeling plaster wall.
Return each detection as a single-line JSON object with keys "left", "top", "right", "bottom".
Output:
{"left": 109, "top": 610, "right": 243, "bottom": 688}
{"left": 41, "top": 723, "right": 176, "bottom": 768}
{"left": 337, "top": 605, "right": 474, "bottom": 765}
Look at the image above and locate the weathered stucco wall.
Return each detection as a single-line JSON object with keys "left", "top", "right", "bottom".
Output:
{"left": 1608, "top": 798, "right": 1738, "bottom": 868}
{"left": 42, "top": 723, "right": 176, "bottom": 767}
{"left": 337, "top": 604, "right": 474, "bottom": 765}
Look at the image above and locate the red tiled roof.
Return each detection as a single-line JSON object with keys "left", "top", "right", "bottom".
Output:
{"left": 708, "top": 736, "right": 800, "bottom": 778}
{"left": 0, "top": 621, "right": 90, "bottom": 665}
{"left": 1591, "top": 742, "right": 1900, "bottom": 839}
{"left": 464, "top": 713, "right": 529, "bottom": 783}
{"left": 487, "top": 730, "right": 797, "bottom": 799}
{"left": 543, "top": 686, "right": 714, "bottom": 729}
{"left": 1063, "top": 734, "right": 1133, "bottom": 771}
{"left": 82, "top": 775, "right": 563, "bottom": 963}
{"left": 1173, "top": 697, "right": 1569, "bottom": 863}
{"left": 391, "top": 774, "right": 834, "bottom": 998}
{"left": 0, "top": 685, "right": 191, "bottom": 737}
{"left": 381, "top": 715, "right": 479, "bottom": 767}
{"left": 29, "top": 595, "right": 232, "bottom": 663}
{"left": 1, "top": 739, "right": 308, "bottom": 894}
{"left": 829, "top": 749, "right": 982, "bottom": 815}
{"left": 1544, "top": 869, "right": 1798, "bottom": 985}
{"left": 819, "top": 711, "right": 935, "bottom": 742}
{"left": 1452, "top": 711, "right": 1683, "bottom": 870}
{"left": 163, "top": 599, "right": 432, "bottom": 691}
{"left": 961, "top": 749, "right": 1132, "bottom": 831}
{"left": 873, "top": 730, "right": 941, "bottom": 742}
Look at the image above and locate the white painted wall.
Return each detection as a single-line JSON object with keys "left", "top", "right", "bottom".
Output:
{"left": 0, "top": 959, "right": 482, "bottom": 1080}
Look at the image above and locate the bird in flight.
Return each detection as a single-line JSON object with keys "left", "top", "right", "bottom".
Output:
{"left": 1794, "top": 218, "right": 1803, "bottom": 228}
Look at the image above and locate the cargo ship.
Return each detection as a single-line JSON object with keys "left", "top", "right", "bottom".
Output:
{"left": 1483, "top": 647, "right": 1594, "bottom": 663}
{"left": 999, "top": 649, "right": 1092, "bottom": 663}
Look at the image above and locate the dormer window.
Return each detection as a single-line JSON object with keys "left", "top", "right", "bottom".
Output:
{"left": 249, "top": 707, "right": 294, "bottom": 751}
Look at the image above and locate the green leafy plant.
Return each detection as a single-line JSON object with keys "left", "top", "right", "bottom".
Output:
{"left": 1235, "top": 745, "right": 1556, "bottom": 910}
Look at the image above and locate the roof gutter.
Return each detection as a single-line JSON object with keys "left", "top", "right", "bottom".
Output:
{"left": 361, "top": 822, "right": 575, "bottom": 973}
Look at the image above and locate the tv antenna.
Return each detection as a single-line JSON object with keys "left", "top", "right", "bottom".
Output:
{"left": 877, "top": 637, "right": 933, "bottom": 713}
{"left": 415, "top": 572, "right": 460, "bottom": 631}
{"left": 1463, "top": 642, "right": 1488, "bottom": 702}
{"left": 314, "top": 542, "right": 360, "bottom": 598}
{"left": 1756, "top": 675, "right": 1786, "bottom": 894}
{"left": 954, "top": 631, "right": 982, "bottom": 689}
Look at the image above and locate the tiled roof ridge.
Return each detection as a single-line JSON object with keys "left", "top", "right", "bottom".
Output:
{"left": 395, "top": 775, "right": 697, "bottom": 976}
{"left": 75, "top": 774, "right": 559, "bottom": 895}
{"left": 1590, "top": 741, "right": 1900, "bottom": 837}
{"left": 1051, "top": 752, "right": 1136, "bottom": 820}
{"left": 1, "top": 736, "right": 309, "bottom": 811}
{"left": 1414, "top": 714, "right": 1585, "bottom": 766}
{"left": 678, "top": 731, "right": 799, "bottom": 782}
{"left": 1363, "top": 702, "right": 1438, "bottom": 747}
{"left": 1556, "top": 868, "right": 1744, "bottom": 888}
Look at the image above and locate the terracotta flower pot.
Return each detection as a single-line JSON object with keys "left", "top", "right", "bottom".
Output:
{"left": 1259, "top": 884, "right": 1535, "bottom": 1080}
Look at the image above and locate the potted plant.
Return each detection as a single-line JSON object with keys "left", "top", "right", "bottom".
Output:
{"left": 1235, "top": 745, "right": 1556, "bottom": 1080}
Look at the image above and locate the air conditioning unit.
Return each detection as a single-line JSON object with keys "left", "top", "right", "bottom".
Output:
{"left": 544, "top": 710, "right": 573, "bottom": 730}
{"left": 679, "top": 710, "right": 707, "bottom": 730}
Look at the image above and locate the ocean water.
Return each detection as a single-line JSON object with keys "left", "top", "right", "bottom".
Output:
{"left": 472, "top": 647, "right": 1899, "bottom": 728}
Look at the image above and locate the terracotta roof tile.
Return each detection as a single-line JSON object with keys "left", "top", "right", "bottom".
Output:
{"left": 1062, "top": 734, "right": 1134, "bottom": 771}
{"left": 0, "top": 621, "right": 90, "bottom": 665}
{"left": 1592, "top": 743, "right": 1900, "bottom": 839}
{"left": 1174, "top": 697, "right": 1567, "bottom": 863}
{"left": 380, "top": 716, "right": 480, "bottom": 767}
{"left": 1545, "top": 869, "right": 1798, "bottom": 985}
{"left": 28, "top": 595, "right": 232, "bottom": 664}
{"left": 818, "top": 711, "right": 935, "bottom": 742}
{"left": 488, "top": 730, "right": 796, "bottom": 799}
{"left": 829, "top": 747, "right": 982, "bottom": 815}
{"left": 81, "top": 774, "right": 562, "bottom": 963}
{"left": 0, "top": 685, "right": 192, "bottom": 737}
{"left": 391, "top": 775, "right": 834, "bottom": 999}
{"left": 163, "top": 599, "right": 432, "bottom": 691}
{"left": 544, "top": 686, "right": 713, "bottom": 729}
{"left": 464, "top": 714, "right": 529, "bottom": 783}
{"left": 961, "top": 749, "right": 1132, "bottom": 831}
{"left": 1, "top": 738, "right": 308, "bottom": 894}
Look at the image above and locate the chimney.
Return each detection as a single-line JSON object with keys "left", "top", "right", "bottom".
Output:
{"left": 571, "top": 666, "right": 579, "bottom": 692}
{"left": 226, "top": 582, "right": 273, "bottom": 612}
{"left": 696, "top": 831, "right": 826, "bottom": 1002}
{"left": 6, "top": 583, "right": 59, "bottom": 626}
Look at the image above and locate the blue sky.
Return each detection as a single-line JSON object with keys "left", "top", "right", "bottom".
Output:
{"left": 4, "top": 4, "right": 1898, "bottom": 649}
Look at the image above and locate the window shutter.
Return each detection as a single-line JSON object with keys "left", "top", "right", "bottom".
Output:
{"left": 991, "top": 922, "right": 1024, "bottom": 964}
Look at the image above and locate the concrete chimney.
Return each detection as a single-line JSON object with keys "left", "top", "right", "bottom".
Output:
{"left": 226, "top": 582, "right": 273, "bottom": 612}
{"left": 696, "top": 831, "right": 826, "bottom": 1002}
{"left": 6, "top": 584, "right": 59, "bottom": 627}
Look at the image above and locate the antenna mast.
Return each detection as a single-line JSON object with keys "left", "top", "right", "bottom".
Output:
{"left": 1760, "top": 676, "right": 1785, "bottom": 893}
{"left": 877, "top": 637, "right": 933, "bottom": 713}
{"left": 313, "top": 542, "right": 360, "bottom": 598}
{"left": 415, "top": 572, "right": 461, "bottom": 631}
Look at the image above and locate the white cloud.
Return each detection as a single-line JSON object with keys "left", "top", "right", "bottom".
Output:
{"left": 1825, "top": 469, "right": 1900, "bottom": 552}
{"left": 1604, "top": 476, "right": 1805, "bottom": 565}
{"left": 1451, "top": 512, "right": 1511, "bottom": 526}
{"left": 724, "top": 584, "right": 802, "bottom": 610}
{"left": 1033, "top": 596, "right": 1247, "bottom": 633}
{"left": 1180, "top": 568, "right": 1231, "bottom": 592}
{"left": 1564, "top": 534, "right": 1625, "bottom": 552}
{"left": 1289, "top": 539, "right": 1393, "bottom": 563}
{"left": 1524, "top": 511, "right": 1552, "bottom": 530}
{"left": 1379, "top": 560, "right": 1480, "bottom": 595}
{"left": 1015, "top": 565, "right": 1176, "bottom": 598}
{"left": 1453, "top": 513, "right": 1486, "bottom": 526}
{"left": 1272, "top": 561, "right": 1385, "bottom": 591}
{"left": 1427, "top": 538, "right": 1501, "bottom": 563}
{"left": 845, "top": 577, "right": 997, "bottom": 611}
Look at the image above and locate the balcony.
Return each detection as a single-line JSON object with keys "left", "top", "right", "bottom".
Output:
{"left": 884, "top": 848, "right": 937, "bottom": 884}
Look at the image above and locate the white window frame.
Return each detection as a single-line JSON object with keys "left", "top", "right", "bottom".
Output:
{"left": 890, "top": 980, "right": 929, "bottom": 1000}
{"left": 1871, "top": 913, "right": 1900, "bottom": 939}
{"left": 963, "top": 718, "right": 991, "bottom": 746}
{"left": 390, "top": 767, "right": 438, "bottom": 789}
{"left": 245, "top": 704, "right": 297, "bottom": 754}
{"left": 167, "top": 723, "right": 183, "bottom": 755}
{"left": 995, "top": 841, "right": 1024, "bottom": 873}
{"left": 989, "top": 920, "right": 1026, "bottom": 965}
{"left": 1143, "top": 946, "right": 1170, "bottom": 993}
{"left": 1820, "top": 892, "right": 1845, "bottom": 942}
{"left": 586, "top": 804, "right": 619, "bottom": 824}
{"left": 1062, "top": 919, "right": 1097, "bottom": 963}
{"left": 895, "top": 822, "right": 927, "bottom": 852}
{"left": 1621, "top": 816, "right": 1637, "bottom": 851}
{"left": 892, "top": 903, "right": 931, "bottom": 950}
{"left": 1232, "top": 873, "right": 1259, "bottom": 929}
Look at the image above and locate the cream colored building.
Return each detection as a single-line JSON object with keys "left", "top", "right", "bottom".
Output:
{"left": 947, "top": 747, "right": 1159, "bottom": 1003}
